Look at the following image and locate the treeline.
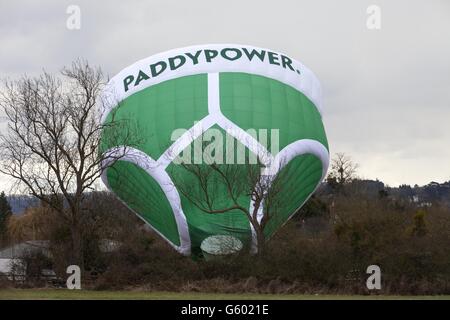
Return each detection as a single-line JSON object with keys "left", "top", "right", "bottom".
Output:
{"left": 324, "top": 179, "right": 450, "bottom": 207}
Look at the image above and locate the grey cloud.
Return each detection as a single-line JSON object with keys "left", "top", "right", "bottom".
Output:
{"left": 0, "top": 0, "right": 449, "bottom": 187}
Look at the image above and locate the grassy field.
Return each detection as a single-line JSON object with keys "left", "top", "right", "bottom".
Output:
{"left": 0, "top": 289, "right": 449, "bottom": 300}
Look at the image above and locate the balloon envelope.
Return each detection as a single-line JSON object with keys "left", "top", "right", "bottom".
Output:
{"left": 100, "top": 44, "right": 329, "bottom": 255}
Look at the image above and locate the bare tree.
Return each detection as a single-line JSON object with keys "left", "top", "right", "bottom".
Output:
{"left": 0, "top": 60, "right": 140, "bottom": 267}
{"left": 327, "top": 152, "right": 358, "bottom": 188}
{"left": 170, "top": 159, "right": 293, "bottom": 255}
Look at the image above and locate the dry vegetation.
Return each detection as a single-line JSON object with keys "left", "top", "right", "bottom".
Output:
{"left": 3, "top": 188, "right": 448, "bottom": 295}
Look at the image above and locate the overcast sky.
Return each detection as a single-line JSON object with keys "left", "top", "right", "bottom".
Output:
{"left": 0, "top": 0, "right": 449, "bottom": 188}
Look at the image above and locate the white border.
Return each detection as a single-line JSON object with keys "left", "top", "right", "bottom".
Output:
{"left": 101, "top": 44, "right": 323, "bottom": 123}
{"left": 101, "top": 147, "right": 191, "bottom": 255}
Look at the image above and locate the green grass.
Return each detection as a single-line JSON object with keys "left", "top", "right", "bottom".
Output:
{"left": 0, "top": 289, "right": 449, "bottom": 300}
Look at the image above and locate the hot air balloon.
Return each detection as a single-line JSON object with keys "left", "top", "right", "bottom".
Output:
{"left": 100, "top": 44, "right": 329, "bottom": 256}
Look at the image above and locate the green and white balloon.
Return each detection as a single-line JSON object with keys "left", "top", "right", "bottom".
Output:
{"left": 100, "top": 44, "right": 329, "bottom": 255}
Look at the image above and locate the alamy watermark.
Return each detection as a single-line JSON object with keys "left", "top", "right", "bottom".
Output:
{"left": 366, "top": 5, "right": 381, "bottom": 30}
{"left": 170, "top": 126, "right": 280, "bottom": 167}
{"left": 66, "top": 5, "right": 81, "bottom": 30}
{"left": 366, "top": 265, "right": 381, "bottom": 290}
{"left": 66, "top": 265, "right": 81, "bottom": 290}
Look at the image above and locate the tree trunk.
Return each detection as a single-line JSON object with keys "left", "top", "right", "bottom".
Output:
{"left": 253, "top": 223, "right": 265, "bottom": 255}
{"left": 70, "top": 222, "right": 84, "bottom": 270}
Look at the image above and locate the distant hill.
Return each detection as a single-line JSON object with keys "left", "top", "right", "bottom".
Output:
{"left": 390, "top": 181, "right": 450, "bottom": 206}
{"left": 6, "top": 195, "right": 39, "bottom": 214}
{"left": 4, "top": 180, "right": 450, "bottom": 215}
{"left": 319, "top": 178, "right": 450, "bottom": 207}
